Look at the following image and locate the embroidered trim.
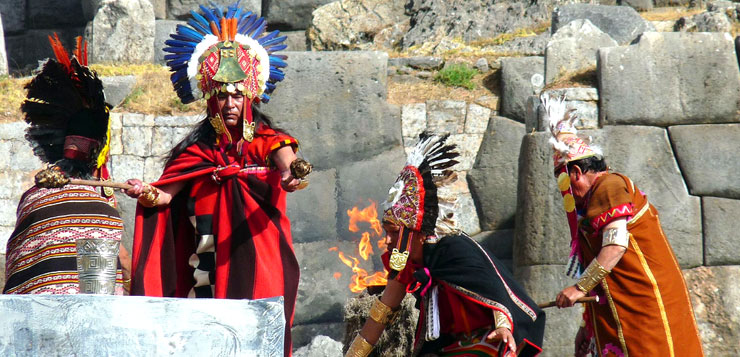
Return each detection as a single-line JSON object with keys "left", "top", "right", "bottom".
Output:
{"left": 629, "top": 234, "right": 674, "bottom": 356}
{"left": 602, "top": 278, "right": 629, "bottom": 356}
{"left": 627, "top": 201, "right": 649, "bottom": 226}
{"left": 591, "top": 203, "right": 633, "bottom": 231}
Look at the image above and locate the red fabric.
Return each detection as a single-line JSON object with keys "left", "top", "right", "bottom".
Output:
{"left": 130, "top": 125, "right": 299, "bottom": 356}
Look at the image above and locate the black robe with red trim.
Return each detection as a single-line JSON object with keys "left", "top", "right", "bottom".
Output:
{"left": 387, "top": 233, "right": 546, "bottom": 356}
{"left": 130, "top": 125, "right": 299, "bottom": 356}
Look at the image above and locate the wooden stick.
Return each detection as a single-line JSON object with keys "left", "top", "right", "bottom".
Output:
{"left": 538, "top": 296, "right": 599, "bottom": 309}
{"left": 68, "top": 179, "right": 134, "bottom": 190}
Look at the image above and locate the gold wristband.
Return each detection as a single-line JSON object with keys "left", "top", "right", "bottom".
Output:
{"left": 368, "top": 297, "right": 398, "bottom": 326}
{"left": 345, "top": 334, "right": 373, "bottom": 357}
{"left": 576, "top": 259, "right": 610, "bottom": 293}
{"left": 138, "top": 185, "right": 160, "bottom": 207}
{"left": 493, "top": 310, "right": 512, "bottom": 331}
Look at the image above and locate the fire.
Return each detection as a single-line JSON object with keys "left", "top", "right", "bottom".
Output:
{"left": 332, "top": 199, "right": 388, "bottom": 293}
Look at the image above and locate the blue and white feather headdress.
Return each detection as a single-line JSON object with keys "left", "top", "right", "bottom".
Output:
{"left": 163, "top": 1, "right": 287, "bottom": 104}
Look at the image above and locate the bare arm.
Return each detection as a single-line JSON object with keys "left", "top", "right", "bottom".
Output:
{"left": 556, "top": 218, "right": 627, "bottom": 308}
{"left": 123, "top": 179, "right": 187, "bottom": 206}
{"left": 357, "top": 279, "right": 406, "bottom": 345}
{"left": 271, "top": 146, "right": 301, "bottom": 192}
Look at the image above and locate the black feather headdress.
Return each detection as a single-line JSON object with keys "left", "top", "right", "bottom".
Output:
{"left": 23, "top": 34, "right": 110, "bottom": 168}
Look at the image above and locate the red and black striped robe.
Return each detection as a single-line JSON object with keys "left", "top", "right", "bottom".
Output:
{"left": 130, "top": 127, "right": 300, "bottom": 355}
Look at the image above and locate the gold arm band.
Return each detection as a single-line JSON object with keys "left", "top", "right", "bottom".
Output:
{"left": 576, "top": 259, "right": 610, "bottom": 293}
{"left": 369, "top": 297, "right": 399, "bottom": 326}
{"left": 345, "top": 334, "right": 374, "bottom": 357}
{"left": 602, "top": 222, "right": 629, "bottom": 248}
{"left": 493, "top": 310, "right": 512, "bottom": 331}
{"left": 138, "top": 185, "right": 160, "bottom": 208}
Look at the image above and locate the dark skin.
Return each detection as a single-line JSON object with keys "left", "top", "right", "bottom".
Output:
{"left": 124, "top": 91, "right": 300, "bottom": 203}
{"left": 354, "top": 223, "right": 516, "bottom": 353}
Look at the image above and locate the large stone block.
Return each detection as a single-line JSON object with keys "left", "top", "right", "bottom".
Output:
{"left": 514, "top": 133, "right": 572, "bottom": 266}
{"left": 528, "top": 88, "right": 599, "bottom": 132}
{"left": 669, "top": 124, "right": 740, "bottom": 199}
{"left": 0, "top": 198, "right": 16, "bottom": 226}
{"left": 167, "top": 0, "right": 261, "bottom": 19}
{"left": 599, "top": 32, "right": 740, "bottom": 127}
{"left": 5, "top": 29, "right": 85, "bottom": 71}
{"left": 283, "top": 30, "right": 309, "bottom": 51}
{"left": 545, "top": 19, "right": 616, "bottom": 84}
{"left": 261, "top": 51, "right": 400, "bottom": 171}
{"left": 401, "top": 103, "right": 426, "bottom": 139}
{"left": 150, "top": 126, "right": 191, "bottom": 156}
{"left": 27, "top": 0, "right": 87, "bottom": 29}
{"left": 122, "top": 126, "right": 153, "bottom": 156}
{"left": 90, "top": 0, "right": 155, "bottom": 64}
{"left": 552, "top": 4, "right": 654, "bottom": 45}
{"left": 335, "top": 147, "right": 406, "bottom": 240}
{"left": 292, "top": 327, "right": 344, "bottom": 353}
{"left": 585, "top": 126, "right": 702, "bottom": 267}
{"left": 426, "top": 100, "right": 466, "bottom": 135}
{"left": 102, "top": 75, "right": 136, "bottom": 108}
{"left": 514, "top": 264, "right": 580, "bottom": 357}
{"left": 0, "top": 0, "right": 25, "bottom": 34}
{"left": 465, "top": 103, "right": 491, "bottom": 134}
{"left": 287, "top": 168, "right": 338, "bottom": 244}
{"left": 154, "top": 20, "right": 183, "bottom": 65}
{"left": 0, "top": 227, "right": 11, "bottom": 255}
{"left": 6, "top": 140, "right": 41, "bottom": 172}
{"left": 109, "top": 154, "right": 145, "bottom": 182}
{"left": 82, "top": 0, "right": 103, "bottom": 21}
{"left": 0, "top": 15, "right": 7, "bottom": 76}
{"left": 500, "top": 56, "right": 544, "bottom": 123}
{"left": 702, "top": 197, "right": 740, "bottom": 265}
{"left": 0, "top": 294, "right": 285, "bottom": 356}
{"left": 265, "top": 0, "right": 336, "bottom": 30}
{"left": 683, "top": 266, "right": 740, "bottom": 356}
{"left": 0, "top": 170, "right": 33, "bottom": 200}
{"left": 308, "top": 0, "right": 407, "bottom": 51}
{"left": 472, "top": 229, "right": 514, "bottom": 262}
{"left": 113, "top": 191, "right": 135, "bottom": 254}
{"left": 0, "top": 121, "right": 27, "bottom": 140}
{"left": 468, "top": 117, "right": 525, "bottom": 231}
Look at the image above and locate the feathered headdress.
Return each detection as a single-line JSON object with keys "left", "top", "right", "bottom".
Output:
{"left": 163, "top": 1, "right": 287, "bottom": 144}
{"left": 23, "top": 34, "right": 110, "bottom": 169}
{"left": 382, "top": 133, "right": 460, "bottom": 237}
{"left": 541, "top": 93, "right": 602, "bottom": 278}
{"left": 542, "top": 93, "right": 600, "bottom": 169}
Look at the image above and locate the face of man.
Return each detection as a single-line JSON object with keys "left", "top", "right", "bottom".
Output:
{"left": 383, "top": 222, "right": 401, "bottom": 249}
{"left": 568, "top": 165, "right": 596, "bottom": 205}
{"left": 217, "top": 92, "right": 245, "bottom": 128}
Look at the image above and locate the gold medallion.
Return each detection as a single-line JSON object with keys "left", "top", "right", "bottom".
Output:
{"left": 388, "top": 248, "right": 410, "bottom": 271}
{"left": 244, "top": 121, "right": 255, "bottom": 142}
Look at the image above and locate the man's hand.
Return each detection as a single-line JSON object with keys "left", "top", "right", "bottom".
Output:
{"left": 556, "top": 285, "right": 586, "bottom": 308}
{"left": 280, "top": 171, "right": 301, "bottom": 192}
{"left": 487, "top": 327, "right": 516, "bottom": 354}
{"left": 574, "top": 326, "right": 590, "bottom": 357}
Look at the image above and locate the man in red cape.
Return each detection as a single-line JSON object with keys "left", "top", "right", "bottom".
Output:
{"left": 124, "top": 3, "right": 306, "bottom": 355}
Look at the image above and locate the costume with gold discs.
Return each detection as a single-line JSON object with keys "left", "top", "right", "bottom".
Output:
{"left": 543, "top": 94, "right": 704, "bottom": 357}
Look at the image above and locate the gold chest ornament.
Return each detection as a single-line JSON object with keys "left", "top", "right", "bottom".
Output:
{"left": 388, "top": 248, "right": 410, "bottom": 271}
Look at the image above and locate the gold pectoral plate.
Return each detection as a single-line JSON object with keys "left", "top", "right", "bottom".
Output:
{"left": 389, "top": 248, "right": 410, "bottom": 271}
{"left": 244, "top": 121, "right": 255, "bottom": 142}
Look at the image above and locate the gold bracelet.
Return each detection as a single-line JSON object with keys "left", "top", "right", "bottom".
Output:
{"left": 345, "top": 334, "right": 373, "bottom": 357}
{"left": 576, "top": 259, "right": 610, "bottom": 293}
{"left": 368, "top": 297, "right": 399, "bottom": 326}
{"left": 493, "top": 310, "right": 512, "bottom": 331}
{"left": 138, "top": 185, "right": 160, "bottom": 207}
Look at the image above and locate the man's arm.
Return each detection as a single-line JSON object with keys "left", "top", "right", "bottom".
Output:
{"left": 556, "top": 217, "right": 628, "bottom": 308}
{"left": 345, "top": 279, "right": 405, "bottom": 356}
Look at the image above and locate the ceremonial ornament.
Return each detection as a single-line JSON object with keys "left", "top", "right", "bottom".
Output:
{"left": 163, "top": 2, "right": 287, "bottom": 144}
{"left": 576, "top": 259, "right": 611, "bottom": 293}
{"left": 345, "top": 334, "right": 374, "bottom": 357}
{"left": 602, "top": 225, "right": 630, "bottom": 248}
{"left": 369, "top": 297, "right": 399, "bottom": 326}
{"left": 382, "top": 133, "right": 460, "bottom": 236}
{"left": 493, "top": 310, "right": 512, "bottom": 331}
{"left": 76, "top": 238, "right": 120, "bottom": 294}
{"left": 388, "top": 248, "right": 410, "bottom": 271}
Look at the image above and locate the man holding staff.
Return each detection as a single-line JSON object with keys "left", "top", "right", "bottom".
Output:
{"left": 542, "top": 94, "right": 703, "bottom": 357}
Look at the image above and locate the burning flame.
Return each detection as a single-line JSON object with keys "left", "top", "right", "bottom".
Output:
{"left": 331, "top": 199, "right": 388, "bottom": 293}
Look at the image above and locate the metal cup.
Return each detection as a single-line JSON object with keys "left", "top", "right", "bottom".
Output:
{"left": 76, "top": 238, "right": 120, "bottom": 294}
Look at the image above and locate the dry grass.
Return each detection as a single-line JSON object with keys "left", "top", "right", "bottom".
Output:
{"left": 543, "top": 68, "right": 598, "bottom": 91}
{"left": 0, "top": 76, "right": 30, "bottom": 123}
{"left": 640, "top": 6, "right": 704, "bottom": 21}
{"left": 388, "top": 70, "right": 500, "bottom": 109}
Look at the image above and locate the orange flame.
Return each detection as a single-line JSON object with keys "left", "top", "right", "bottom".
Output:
{"left": 334, "top": 199, "right": 388, "bottom": 293}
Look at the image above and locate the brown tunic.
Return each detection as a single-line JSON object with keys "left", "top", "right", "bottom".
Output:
{"left": 578, "top": 173, "right": 703, "bottom": 357}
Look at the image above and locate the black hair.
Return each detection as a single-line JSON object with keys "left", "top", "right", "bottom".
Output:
{"left": 566, "top": 155, "right": 608, "bottom": 174}
{"left": 165, "top": 104, "right": 282, "bottom": 165}
{"left": 54, "top": 158, "right": 97, "bottom": 180}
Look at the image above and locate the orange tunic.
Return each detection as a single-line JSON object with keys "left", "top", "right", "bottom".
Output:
{"left": 578, "top": 173, "right": 703, "bottom": 357}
